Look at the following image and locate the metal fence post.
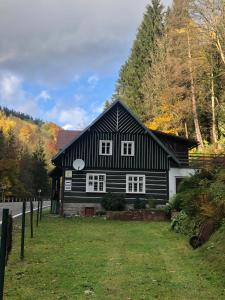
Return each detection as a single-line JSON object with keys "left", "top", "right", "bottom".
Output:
{"left": 0, "top": 208, "right": 9, "bottom": 300}
{"left": 40, "top": 198, "right": 43, "bottom": 221}
{"left": 20, "top": 201, "right": 26, "bottom": 260}
{"left": 30, "top": 199, "right": 33, "bottom": 238}
{"left": 36, "top": 198, "right": 40, "bottom": 227}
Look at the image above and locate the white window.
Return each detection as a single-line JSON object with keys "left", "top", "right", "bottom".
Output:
{"left": 126, "top": 175, "right": 145, "bottom": 194}
{"left": 99, "top": 140, "right": 112, "bottom": 155}
{"left": 86, "top": 173, "right": 106, "bottom": 193}
{"left": 121, "top": 141, "right": 134, "bottom": 156}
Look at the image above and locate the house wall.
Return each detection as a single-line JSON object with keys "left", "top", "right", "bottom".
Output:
{"left": 169, "top": 167, "right": 198, "bottom": 198}
{"left": 63, "top": 169, "right": 168, "bottom": 215}
{"left": 58, "top": 132, "right": 170, "bottom": 170}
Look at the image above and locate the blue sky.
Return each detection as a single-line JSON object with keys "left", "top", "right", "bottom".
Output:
{"left": 0, "top": 0, "right": 171, "bottom": 130}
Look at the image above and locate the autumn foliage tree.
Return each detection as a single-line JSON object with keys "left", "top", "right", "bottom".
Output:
{"left": 114, "top": 0, "right": 225, "bottom": 151}
{"left": 0, "top": 108, "right": 59, "bottom": 198}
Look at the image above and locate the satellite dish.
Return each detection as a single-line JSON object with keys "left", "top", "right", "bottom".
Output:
{"left": 73, "top": 159, "right": 85, "bottom": 171}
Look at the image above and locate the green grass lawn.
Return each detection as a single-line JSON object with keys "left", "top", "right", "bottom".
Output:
{"left": 4, "top": 215, "right": 225, "bottom": 300}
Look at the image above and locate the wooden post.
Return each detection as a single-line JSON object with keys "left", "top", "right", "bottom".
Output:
{"left": 56, "top": 179, "right": 60, "bottom": 214}
{"left": 20, "top": 201, "right": 26, "bottom": 260}
{"left": 40, "top": 198, "right": 43, "bottom": 221}
{"left": 0, "top": 209, "right": 9, "bottom": 300}
{"left": 30, "top": 199, "right": 33, "bottom": 238}
{"left": 36, "top": 198, "right": 40, "bottom": 227}
{"left": 60, "top": 170, "right": 65, "bottom": 216}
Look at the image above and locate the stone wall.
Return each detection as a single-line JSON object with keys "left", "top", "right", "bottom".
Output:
{"left": 63, "top": 203, "right": 102, "bottom": 216}
{"left": 106, "top": 210, "right": 169, "bottom": 221}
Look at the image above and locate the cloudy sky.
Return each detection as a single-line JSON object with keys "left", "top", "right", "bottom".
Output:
{"left": 0, "top": 0, "right": 171, "bottom": 129}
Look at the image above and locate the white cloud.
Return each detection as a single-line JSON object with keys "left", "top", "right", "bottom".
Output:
{"left": 87, "top": 75, "right": 99, "bottom": 88}
{"left": 72, "top": 75, "right": 80, "bottom": 82}
{"left": 0, "top": 0, "right": 168, "bottom": 84}
{"left": 91, "top": 101, "right": 105, "bottom": 114}
{"left": 0, "top": 73, "right": 40, "bottom": 115}
{"left": 0, "top": 74, "right": 21, "bottom": 99}
{"left": 0, "top": 73, "right": 52, "bottom": 118}
{"left": 37, "top": 90, "right": 51, "bottom": 101}
{"left": 0, "top": 72, "right": 92, "bottom": 128}
{"left": 46, "top": 102, "right": 89, "bottom": 130}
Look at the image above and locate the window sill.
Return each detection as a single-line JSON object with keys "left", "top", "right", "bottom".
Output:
{"left": 126, "top": 192, "right": 146, "bottom": 195}
{"left": 86, "top": 191, "right": 106, "bottom": 193}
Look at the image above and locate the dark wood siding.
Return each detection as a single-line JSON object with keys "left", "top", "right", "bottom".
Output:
{"left": 59, "top": 132, "right": 169, "bottom": 170}
{"left": 92, "top": 103, "right": 144, "bottom": 133}
{"left": 64, "top": 170, "right": 168, "bottom": 204}
{"left": 54, "top": 102, "right": 171, "bottom": 170}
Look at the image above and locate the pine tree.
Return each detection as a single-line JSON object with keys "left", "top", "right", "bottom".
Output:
{"left": 0, "top": 129, "right": 5, "bottom": 160}
{"left": 103, "top": 100, "right": 111, "bottom": 111}
{"left": 32, "top": 142, "right": 49, "bottom": 196}
{"left": 114, "top": 0, "right": 164, "bottom": 119}
{"left": 19, "top": 147, "right": 35, "bottom": 196}
{"left": 5, "top": 128, "right": 18, "bottom": 159}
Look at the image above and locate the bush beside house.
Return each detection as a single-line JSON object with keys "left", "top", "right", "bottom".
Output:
{"left": 169, "top": 167, "right": 225, "bottom": 237}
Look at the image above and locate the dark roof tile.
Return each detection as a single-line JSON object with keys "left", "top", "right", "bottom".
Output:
{"left": 56, "top": 130, "right": 82, "bottom": 150}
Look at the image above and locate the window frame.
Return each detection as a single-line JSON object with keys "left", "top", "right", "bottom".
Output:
{"left": 86, "top": 173, "right": 106, "bottom": 193}
{"left": 126, "top": 174, "right": 146, "bottom": 194}
{"left": 99, "top": 140, "right": 113, "bottom": 156}
{"left": 121, "top": 141, "right": 135, "bottom": 156}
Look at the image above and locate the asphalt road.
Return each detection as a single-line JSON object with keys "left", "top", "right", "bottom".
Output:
{"left": 0, "top": 201, "right": 51, "bottom": 221}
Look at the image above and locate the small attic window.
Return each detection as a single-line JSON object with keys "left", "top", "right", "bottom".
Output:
{"left": 121, "top": 141, "right": 134, "bottom": 156}
{"left": 99, "top": 140, "right": 112, "bottom": 155}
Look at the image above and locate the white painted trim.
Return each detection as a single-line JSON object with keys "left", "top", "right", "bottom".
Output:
{"left": 121, "top": 141, "right": 135, "bottom": 156}
{"left": 126, "top": 174, "right": 146, "bottom": 194}
{"left": 169, "top": 168, "right": 197, "bottom": 199}
{"left": 86, "top": 173, "right": 106, "bottom": 193}
{"left": 84, "top": 169, "right": 166, "bottom": 174}
{"left": 99, "top": 140, "right": 112, "bottom": 155}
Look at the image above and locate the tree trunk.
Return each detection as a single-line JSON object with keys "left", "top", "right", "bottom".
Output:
{"left": 184, "top": 121, "right": 189, "bottom": 139}
{"left": 211, "top": 70, "right": 217, "bottom": 143}
{"left": 187, "top": 30, "right": 204, "bottom": 148}
{"left": 216, "top": 37, "right": 225, "bottom": 66}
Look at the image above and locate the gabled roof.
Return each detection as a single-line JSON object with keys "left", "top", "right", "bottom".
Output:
{"left": 152, "top": 130, "right": 198, "bottom": 149}
{"left": 56, "top": 130, "right": 81, "bottom": 151}
{"left": 52, "top": 100, "right": 182, "bottom": 165}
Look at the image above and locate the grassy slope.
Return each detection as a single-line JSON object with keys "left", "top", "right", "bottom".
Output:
{"left": 198, "top": 222, "right": 225, "bottom": 277}
{"left": 4, "top": 216, "right": 225, "bottom": 300}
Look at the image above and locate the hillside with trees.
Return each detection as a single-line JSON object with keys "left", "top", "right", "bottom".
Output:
{"left": 113, "top": 0, "right": 225, "bottom": 152}
{"left": 0, "top": 107, "right": 60, "bottom": 198}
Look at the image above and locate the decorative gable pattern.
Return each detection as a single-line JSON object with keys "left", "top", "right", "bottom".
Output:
{"left": 92, "top": 102, "right": 144, "bottom": 134}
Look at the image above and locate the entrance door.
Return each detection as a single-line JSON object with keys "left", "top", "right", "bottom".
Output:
{"left": 176, "top": 177, "right": 184, "bottom": 193}
{"left": 85, "top": 207, "right": 95, "bottom": 216}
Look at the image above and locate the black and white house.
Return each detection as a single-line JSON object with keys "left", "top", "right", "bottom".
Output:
{"left": 49, "top": 100, "right": 198, "bottom": 216}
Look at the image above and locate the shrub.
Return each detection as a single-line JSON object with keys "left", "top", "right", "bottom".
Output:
{"left": 101, "top": 193, "right": 126, "bottom": 211}
{"left": 95, "top": 211, "right": 106, "bottom": 216}
{"left": 170, "top": 167, "right": 225, "bottom": 237}
{"left": 133, "top": 198, "right": 146, "bottom": 209}
{"left": 148, "top": 198, "right": 157, "bottom": 208}
{"left": 164, "top": 202, "right": 172, "bottom": 217}
{"left": 171, "top": 211, "right": 201, "bottom": 236}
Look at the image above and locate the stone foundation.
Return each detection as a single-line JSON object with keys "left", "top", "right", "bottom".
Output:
{"left": 63, "top": 203, "right": 102, "bottom": 216}
{"left": 107, "top": 209, "right": 169, "bottom": 221}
